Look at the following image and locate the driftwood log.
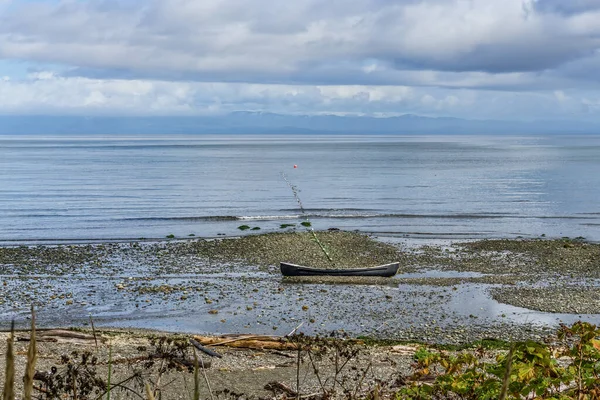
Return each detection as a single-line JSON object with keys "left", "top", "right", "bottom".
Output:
{"left": 264, "top": 381, "right": 323, "bottom": 400}
{"left": 192, "top": 335, "right": 298, "bottom": 351}
{"left": 189, "top": 338, "right": 223, "bottom": 358}
{"left": 18, "top": 330, "right": 103, "bottom": 344}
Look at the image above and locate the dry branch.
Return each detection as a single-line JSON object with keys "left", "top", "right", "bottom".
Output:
{"left": 193, "top": 335, "right": 297, "bottom": 351}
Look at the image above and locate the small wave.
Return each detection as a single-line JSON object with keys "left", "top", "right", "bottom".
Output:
{"left": 122, "top": 212, "right": 520, "bottom": 223}
{"left": 245, "top": 212, "right": 513, "bottom": 221}
{"left": 238, "top": 215, "right": 299, "bottom": 220}
{"left": 537, "top": 215, "right": 598, "bottom": 220}
{"left": 124, "top": 215, "right": 240, "bottom": 222}
{"left": 278, "top": 207, "right": 374, "bottom": 212}
{"left": 381, "top": 213, "right": 508, "bottom": 219}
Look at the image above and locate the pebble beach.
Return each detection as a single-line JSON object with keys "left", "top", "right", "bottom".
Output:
{"left": 2, "top": 231, "right": 599, "bottom": 344}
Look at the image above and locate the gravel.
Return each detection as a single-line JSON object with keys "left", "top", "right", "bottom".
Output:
{"left": 2, "top": 232, "right": 600, "bottom": 345}
{"left": 491, "top": 286, "right": 600, "bottom": 314}
{"left": 0, "top": 329, "right": 414, "bottom": 399}
{"left": 187, "top": 231, "right": 404, "bottom": 270}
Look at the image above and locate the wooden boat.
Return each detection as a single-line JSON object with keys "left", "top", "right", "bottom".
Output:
{"left": 280, "top": 262, "right": 399, "bottom": 277}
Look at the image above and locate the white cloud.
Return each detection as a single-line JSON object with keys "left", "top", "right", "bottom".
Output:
{"left": 554, "top": 90, "right": 568, "bottom": 102}
{"left": 28, "top": 71, "right": 55, "bottom": 80}
{"left": 0, "top": 75, "right": 194, "bottom": 114}
{"left": 1, "top": 73, "right": 599, "bottom": 121}
{"left": 1, "top": 0, "right": 600, "bottom": 118}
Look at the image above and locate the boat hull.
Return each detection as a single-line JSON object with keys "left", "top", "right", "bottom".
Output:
{"left": 280, "top": 262, "right": 399, "bottom": 277}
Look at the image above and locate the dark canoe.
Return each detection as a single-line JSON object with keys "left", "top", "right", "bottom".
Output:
{"left": 280, "top": 262, "right": 399, "bottom": 277}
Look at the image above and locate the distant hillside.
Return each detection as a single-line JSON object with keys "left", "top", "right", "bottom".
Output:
{"left": 0, "top": 113, "right": 598, "bottom": 135}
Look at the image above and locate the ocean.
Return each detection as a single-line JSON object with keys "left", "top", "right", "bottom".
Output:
{"left": 1, "top": 133, "right": 599, "bottom": 244}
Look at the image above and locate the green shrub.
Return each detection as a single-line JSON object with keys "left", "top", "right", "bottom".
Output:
{"left": 398, "top": 322, "right": 600, "bottom": 399}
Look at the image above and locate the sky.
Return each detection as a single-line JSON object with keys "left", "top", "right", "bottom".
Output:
{"left": 1, "top": 0, "right": 600, "bottom": 121}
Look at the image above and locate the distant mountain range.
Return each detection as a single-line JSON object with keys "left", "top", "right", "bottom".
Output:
{"left": 1, "top": 112, "right": 599, "bottom": 135}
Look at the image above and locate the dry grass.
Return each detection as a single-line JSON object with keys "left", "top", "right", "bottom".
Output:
{"left": 23, "top": 308, "right": 37, "bottom": 400}
{"left": 2, "top": 322, "right": 14, "bottom": 400}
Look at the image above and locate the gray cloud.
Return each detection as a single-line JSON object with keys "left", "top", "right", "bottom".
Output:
{"left": 557, "top": 52, "right": 600, "bottom": 83}
{"left": 2, "top": 0, "right": 600, "bottom": 120}
{"left": 534, "top": 0, "right": 600, "bottom": 15}
{"left": 1, "top": 0, "right": 599, "bottom": 89}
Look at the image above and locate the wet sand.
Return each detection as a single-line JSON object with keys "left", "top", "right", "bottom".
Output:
{"left": 2, "top": 231, "right": 600, "bottom": 344}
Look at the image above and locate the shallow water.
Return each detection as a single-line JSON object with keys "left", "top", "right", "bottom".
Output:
{"left": 1, "top": 134, "right": 600, "bottom": 244}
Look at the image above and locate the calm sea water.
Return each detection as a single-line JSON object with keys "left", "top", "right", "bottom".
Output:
{"left": 1, "top": 134, "right": 599, "bottom": 244}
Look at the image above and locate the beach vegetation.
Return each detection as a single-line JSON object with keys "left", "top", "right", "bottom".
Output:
{"left": 2, "top": 321, "right": 14, "bottom": 400}
{"left": 399, "top": 321, "right": 600, "bottom": 399}
{"left": 166, "top": 234, "right": 175, "bottom": 239}
{"left": 5, "top": 314, "right": 600, "bottom": 399}
{"left": 237, "top": 225, "right": 251, "bottom": 230}
{"left": 2, "top": 312, "right": 212, "bottom": 400}
{"left": 448, "top": 338, "right": 511, "bottom": 351}
{"left": 413, "top": 346, "right": 436, "bottom": 363}
{"left": 23, "top": 307, "right": 37, "bottom": 400}
{"left": 280, "top": 223, "right": 295, "bottom": 229}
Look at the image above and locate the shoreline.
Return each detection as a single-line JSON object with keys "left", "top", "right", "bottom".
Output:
{"left": 1, "top": 231, "right": 599, "bottom": 344}
{"left": 1, "top": 229, "right": 596, "bottom": 248}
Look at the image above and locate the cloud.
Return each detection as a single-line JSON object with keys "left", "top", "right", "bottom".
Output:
{"left": 370, "top": 1, "right": 583, "bottom": 73}
{"left": 1, "top": 0, "right": 600, "bottom": 119}
{"left": 555, "top": 52, "right": 600, "bottom": 84}
{"left": 1, "top": 0, "right": 599, "bottom": 86}
{"left": 0, "top": 74, "right": 416, "bottom": 115}
{"left": 0, "top": 74, "right": 194, "bottom": 114}
{"left": 533, "top": 0, "right": 600, "bottom": 15}
{"left": 2, "top": 73, "right": 600, "bottom": 122}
